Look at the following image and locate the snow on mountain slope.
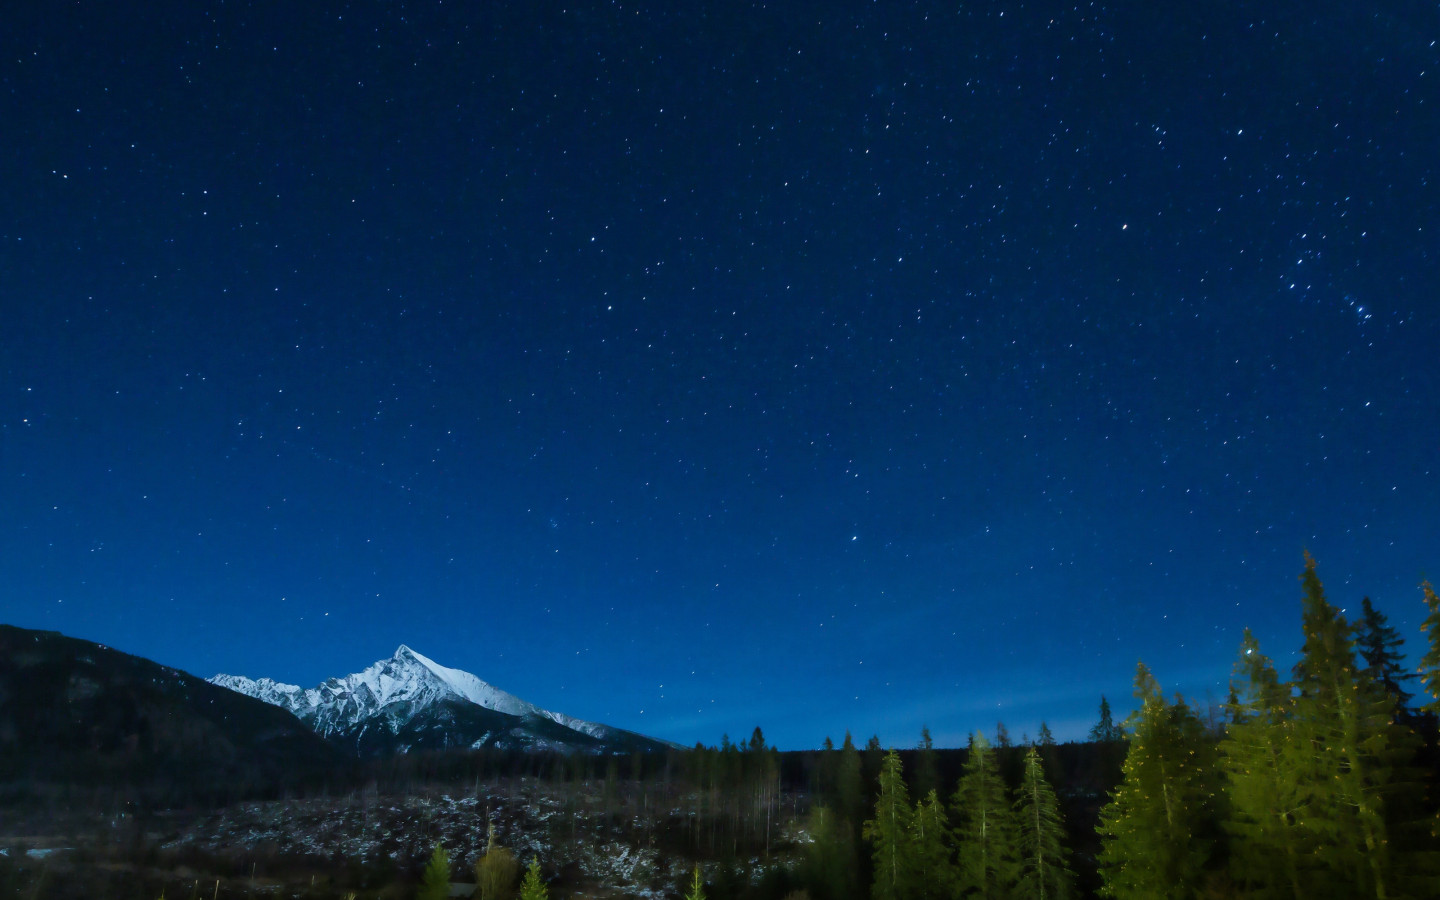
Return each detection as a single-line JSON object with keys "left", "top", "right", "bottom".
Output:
{"left": 208, "top": 645, "right": 623, "bottom": 750}
{"left": 208, "top": 674, "right": 314, "bottom": 714}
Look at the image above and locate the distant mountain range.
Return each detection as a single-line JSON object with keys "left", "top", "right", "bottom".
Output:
{"left": 0, "top": 624, "right": 670, "bottom": 808}
{"left": 210, "top": 645, "right": 673, "bottom": 757}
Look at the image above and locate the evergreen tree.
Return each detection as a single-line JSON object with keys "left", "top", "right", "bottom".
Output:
{"left": 864, "top": 734, "right": 886, "bottom": 792}
{"left": 1420, "top": 579, "right": 1440, "bottom": 867}
{"left": 952, "top": 731, "right": 1016, "bottom": 899}
{"left": 863, "top": 750, "right": 914, "bottom": 900}
{"left": 1219, "top": 629, "right": 1312, "bottom": 899}
{"left": 914, "top": 727, "right": 940, "bottom": 801}
{"left": 1090, "top": 697, "right": 1123, "bottom": 742}
{"left": 818, "top": 736, "right": 839, "bottom": 803}
{"left": 684, "top": 866, "right": 706, "bottom": 900}
{"left": 1036, "top": 722, "right": 1055, "bottom": 748}
{"left": 1096, "top": 662, "right": 1218, "bottom": 900}
{"left": 1355, "top": 596, "right": 1415, "bottom": 711}
{"left": 838, "top": 731, "right": 866, "bottom": 836}
{"left": 802, "top": 805, "right": 859, "bottom": 900}
{"left": 1036, "top": 721, "right": 1061, "bottom": 785}
{"left": 910, "top": 789, "right": 955, "bottom": 900}
{"left": 518, "top": 860, "right": 548, "bottom": 900}
{"left": 419, "top": 844, "right": 451, "bottom": 900}
{"left": 1223, "top": 683, "right": 1242, "bottom": 724}
{"left": 1286, "top": 556, "right": 1405, "bottom": 899}
{"left": 1418, "top": 581, "right": 1440, "bottom": 714}
{"left": 1014, "top": 746, "right": 1073, "bottom": 900}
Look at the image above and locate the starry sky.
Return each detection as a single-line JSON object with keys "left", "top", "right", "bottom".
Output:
{"left": 3, "top": 2, "right": 1438, "bottom": 750}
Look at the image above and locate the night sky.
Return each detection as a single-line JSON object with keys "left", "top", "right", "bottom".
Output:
{"left": 3, "top": 2, "right": 1438, "bottom": 750}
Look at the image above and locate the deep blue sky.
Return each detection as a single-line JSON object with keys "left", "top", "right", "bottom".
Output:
{"left": 3, "top": 2, "right": 1437, "bottom": 750}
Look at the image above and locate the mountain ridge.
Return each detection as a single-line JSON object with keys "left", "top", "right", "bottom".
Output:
{"left": 0, "top": 624, "right": 344, "bottom": 805}
{"left": 210, "top": 645, "right": 672, "bottom": 757}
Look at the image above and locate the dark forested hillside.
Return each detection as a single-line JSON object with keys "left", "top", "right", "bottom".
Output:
{"left": 0, "top": 625, "right": 346, "bottom": 808}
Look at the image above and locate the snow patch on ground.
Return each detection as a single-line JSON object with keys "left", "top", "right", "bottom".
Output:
{"left": 156, "top": 781, "right": 760, "bottom": 898}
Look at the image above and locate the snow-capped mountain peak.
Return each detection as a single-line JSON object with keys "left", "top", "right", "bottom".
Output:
{"left": 209, "top": 645, "right": 645, "bottom": 756}
{"left": 386, "top": 644, "right": 543, "bottom": 717}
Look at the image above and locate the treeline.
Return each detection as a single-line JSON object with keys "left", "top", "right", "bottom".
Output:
{"left": 20, "top": 556, "right": 1438, "bottom": 900}
{"left": 246, "top": 556, "right": 1440, "bottom": 900}
{"left": 824, "top": 555, "right": 1440, "bottom": 900}
{"left": 791, "top": 732, "right": 1088, "bottom": 900}
{"left": 1090, "top": 556, "right": 1440, "bottom": 899}
{"left": 236, "top": 548, "right": 1440, "bottom": 900}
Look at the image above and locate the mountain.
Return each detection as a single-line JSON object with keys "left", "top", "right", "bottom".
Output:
{"left": 0, "top": 625, "right": 344, "bottom": 806}
{"left": 210, "top": 645, "right": 672, "bottom": 757}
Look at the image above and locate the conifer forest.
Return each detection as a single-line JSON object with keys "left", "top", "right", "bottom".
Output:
{"left": 3, "top": 557, "right": 1439, "bottom": 900}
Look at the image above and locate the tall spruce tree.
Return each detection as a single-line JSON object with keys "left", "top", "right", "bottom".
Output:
{"left": 1014, "top": 746, "right": 1073, "bottom": 900}
{"left": 1096, "top": 662, "right": 1218, "bottom": 900}
{"left": 1355, "top": 596, "right": 1415, "bottom": 711}
{"left": 1417, "top": 581, "right": 1440, "bottom": 714}
{"left": 1090, "top": 696, "right": 1123, "bottom": 742}
{"left": 914, "top": 727, "right": 940, "bottom": 801}
{"left": 518, "top": 860, "right": 548, "bottom": 900}
{"left": 1036, "top": 721, "right": 1061, "bottom": 785}
{"left": 838, "top": 731, "right": 866, "bottom": 838}
{"left": 419, "top": 843, "right": 452, "bottom": 900}
{"left": 864, "top": 735, "right": 886, "bottom": 793}
{"left": 1036, "top": 722, "right": 1055, "bottom": 747}
{"left": 910, "top": 789, "right": 955, "bottom": 900}
{"left": 802, "top": 804, "right": 859, "bottom": 900}
{"left": 1421, "top": 580, "right": 1440, "bottom": 862}
{"left": 818, "top": 735, "right": 838, "bottom": 800}
{"left": 864, "top": 750, "right": 915, "bottom": 900}
{"left": 684, "top": 866, "right": 706, "bottom": 900}
{"left": 952, "top": 731, "right": 1017, "bottom": 899}
{"left": 1287, "top": 555, "right": 1404, "bottom": 899}
{"left": 1219, "top": 629, "right": 1312, "bottom": 899}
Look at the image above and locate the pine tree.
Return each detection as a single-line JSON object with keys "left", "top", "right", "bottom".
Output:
{"left": 818, "top": 736, "right": 839, "bottom": 804}
{"left": 419, "top": 843, "right": 451, "bottom": 900}
{"left": 1420, "top": 579, "right": 1440, "bottom": 872}
{"left": 684, "top": 866, "right": 706, "bottom": 900}
{"left": 863, "top": 750, "right": 914, "bottom": 900}
{"left": 914, "top": 727, "right": 940, "bottom": 801}
{"left": 1287, "top": 555, "right": 1404, "bottom": 899}
{"left": 801, "top": 805, "right": 859, "bottom": 900}
{"left": 1036, "top": 722, "right": 1055, "bottom": 748}
{"left": 952, "top": 731, "right": 1016, "bottom": 899}
{"left": 838, "top": 731, "right": 866, "bottom": 838}
{"left": 864, "top": 734, "right": 886, "bottom": 792}
{"left": 1219, "top": 629, "right": 1312, "bottom": 899}
{"left": 1096, "top": 662, "right": 1218, "bottom": 900}
{"left": 1036, "top": 721, "right": 1062, "bottom": 786}
{"left": 1014, "top": 746, "right": 1073, "bottom": 900}
{"left": 1355, "top": 596, "right": 1415, "bottom": 711}
{"left": 518, "top": 860, "right": 547, "bottom": 900}
{"left": 1418, "top": 581, "right": 1440, "bottom": 714}
{"left": 910, "top": 789, "right": 954, "bottom": 900}
{"left": 1090, "top": 696, "right": 1123, "bottom": 742}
